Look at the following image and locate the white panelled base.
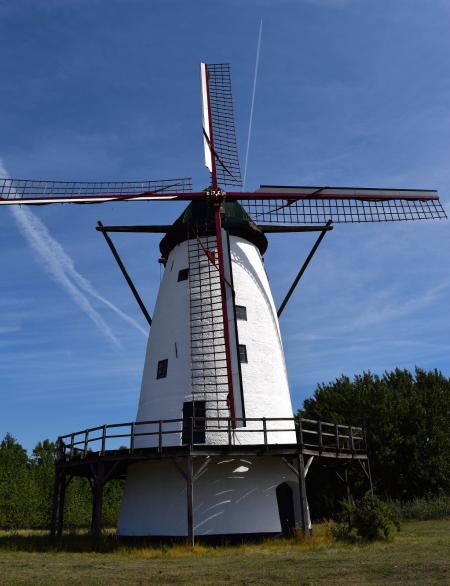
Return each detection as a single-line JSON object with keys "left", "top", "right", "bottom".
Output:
{"left": 118, "top": 456, "right": 299, "bottom": 536}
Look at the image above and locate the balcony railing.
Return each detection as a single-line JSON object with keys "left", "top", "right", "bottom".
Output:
{"left": 57, "top": 416, "right": 367, "bottom": 460}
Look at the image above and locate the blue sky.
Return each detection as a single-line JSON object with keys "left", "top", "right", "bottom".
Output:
{"left": 0, "top": 0, "right": 449, "bottom": 451}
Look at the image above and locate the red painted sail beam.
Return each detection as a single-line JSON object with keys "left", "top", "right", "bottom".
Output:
{"left": 0, "top": 192, "right": 200, "bottom": 205}
{"left": 213, "top": 203, "right": 237, "bottom": 428}
{"left": 0, "top": 188, "right": 440, "bottom": 205}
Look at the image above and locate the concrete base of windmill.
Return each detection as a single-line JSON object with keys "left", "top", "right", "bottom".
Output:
{"left": 117, "top": 456, "right": 302, "bottom": 536}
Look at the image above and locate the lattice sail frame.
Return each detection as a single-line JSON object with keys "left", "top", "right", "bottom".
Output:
{"left": 242, "top": 186, "right": 446, "bottom": 224}
{"left": 201, "top": 63, "right": 242, "bottom": 188}
{"left": 0, "top": 177, "right": 192, "bottom": 204}
{"left": 0, "top": 63, "right": 446, "bottom": 222}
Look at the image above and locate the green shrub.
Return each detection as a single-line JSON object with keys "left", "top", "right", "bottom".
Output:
{"left": 334, "top": 493, "right": 400, "bottom": 541}
{"left": 328, "top": 521, "right": 353, "bottom": 542}
{"left": 387, "top": 496, "right": 450, "bottom": 521}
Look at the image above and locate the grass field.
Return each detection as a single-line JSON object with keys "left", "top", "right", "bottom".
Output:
{"left": 0, "top": 520, "right": 448, "bottom": 585}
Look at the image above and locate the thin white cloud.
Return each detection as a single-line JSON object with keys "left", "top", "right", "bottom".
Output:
{"left": 0, "top": 326, "right": 21, "bottom": 334}
{"left": 10, "top": 204, "right": 122, "bottom": 347}
{"left": 351, "top": 279, "right": 450, "bottom": 330}
{"left": 0, "top": 161, "right": 148, "bottom": 346}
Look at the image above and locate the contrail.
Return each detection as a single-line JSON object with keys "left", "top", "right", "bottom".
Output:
{"left": 243, "top": 19, "right": 263, "bottom": 191}
{"left": 1, "top": 162, "right": 148, "bottom": 345}
{"left": 15, "top": 209, "right": 149, "bottom": 337}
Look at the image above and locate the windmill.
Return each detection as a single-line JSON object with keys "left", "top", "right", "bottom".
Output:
{"left": 1, "top": 63, "right": 446, "bottom": 541}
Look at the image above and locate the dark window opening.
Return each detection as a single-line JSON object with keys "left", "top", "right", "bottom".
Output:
{"left": 236, "top": 305, "right": 247, "bottom": 320}
{"left": 238, "top": 344, "right": 248, "bottom": 364}
{"left": 156, "top": 359, "right": 168, "bottom": 379}
{"left": 182, "top": 401, "right": 206, "bottom": 444}
{"left": 178, "top": 268, "right": 189, "bottom": 282}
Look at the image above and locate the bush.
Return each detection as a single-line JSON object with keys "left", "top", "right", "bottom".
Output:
{"left": 387, "top": 496, "right": 450, "bottom": 521}
{"left": 333, "top": 493, "right": 400, "bottom": 541}
{"left": 328, "top": 521, "right": 353, "bottom": 542}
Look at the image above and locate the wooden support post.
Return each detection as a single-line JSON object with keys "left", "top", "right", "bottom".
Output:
{"left": 101, "top": 426, "right": 106, "bottom": 456}
{"left": 367, "top": 457, "right": 374, "bottom": 496}
{"left": 348, "top": 425, "right": 355, "bottom": 453}
{"left": 317, "top": 421, "right": 323, "bottom": 453}
{"left": 334, "top": 424, "right": 340, "bottom": 455}
{"left": 344, "top": 465, "right": 353, "bottom": 505}
{"left": 50, "top": 469, "right": 62, "bottom": 537}
{"left": 296, "top": 415, "right": 304, "bottom": 449}
{"left": 363, "top": 427, "right": 374, "bottom": 495}
{"left": 56, "top": 472, "right": 67, "bottom": 537}
{"left": 130, "top": 422, "right": 135, "bottom": 454}
{"left": 344, "top": 465, "right": 353, "bottom": 525}
{"left": 97, "top": 221, "right": 152, "bottom": 326}
{"left": 83, "top": 430, "right": 89, "bottom": 458}
{"left": 277, "top": 220, "right": 332, "bottom": 317}
{"left": 186, "top": 454, "right": 194, "bottom": 546}
{"left": 91, "top": 462, "right": 104, "bottom": 537}
{"left": 297, "top": 453, "right": 310, "bottom": 537}
{"left": 69, "top": 434, "right": 74, "bottom": 459}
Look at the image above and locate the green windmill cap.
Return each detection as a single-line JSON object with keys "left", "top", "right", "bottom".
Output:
{"left": 159, "top": 199, "right": 267, "bottom": 258}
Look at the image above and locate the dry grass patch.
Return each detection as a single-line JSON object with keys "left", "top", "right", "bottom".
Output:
{"left": 0, "top": 520, "right": 448, "bottom": 585}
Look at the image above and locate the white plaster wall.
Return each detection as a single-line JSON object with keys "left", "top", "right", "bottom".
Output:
{"left": 134, "top": 234, "right": 296, "bottom": 447}
{"left": 229, "top": 236, "right": 296, "bottom": 444}
{"left": 118, "top": 456, "right": 299, "bottom": 536}
{"left": 135, "top": 241, "right": 191, "bottom": 447}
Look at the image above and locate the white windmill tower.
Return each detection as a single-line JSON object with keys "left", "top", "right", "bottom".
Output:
{"left": 117, "top": 199, "right": 299, "bottom": 536}
{"left": 1, "top": 63, "right": 445, "bottom": 541}
{"left": 118, "top": 63, "right": 299, "bottom": 536}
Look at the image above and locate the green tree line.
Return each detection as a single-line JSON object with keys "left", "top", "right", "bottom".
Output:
{"left": 0, "top": 367, "right": 448, "bottom": 528}
{"left": 301, "top": 367, "right": 450, "bottom": 519}
{"left": 0, "top": 435, "right": 123, "bottom": 530}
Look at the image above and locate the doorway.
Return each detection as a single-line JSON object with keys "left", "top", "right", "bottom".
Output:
{"left": 182, "top": 400, "right": 206, "bottom": 444}
{"left": 276, "top": 482, "right": 295, "bottom": 536}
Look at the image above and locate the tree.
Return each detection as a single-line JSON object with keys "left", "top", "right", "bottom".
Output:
{"left": 30, "top": 439, "right": 56, "bottom": 528}
{"left": 0, "top": 433, "right": 125, "bottom": 530}
{"left": 301, "top": 368, "right": 450, "bottom": 518}
{"left": 0, "top": 433, "right": 34, "bottom": 529}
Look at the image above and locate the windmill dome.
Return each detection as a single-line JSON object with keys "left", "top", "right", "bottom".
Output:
{"left": 160, "top": 199, "right": 268, "bottom": 258}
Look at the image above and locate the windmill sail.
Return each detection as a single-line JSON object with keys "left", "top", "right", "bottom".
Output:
{"left": 200, "top": 63, "right": 213, "bottom": 175}
{"left": 0, "top": 177, "right": 192, "bottom": 205}
{"left": 200, "top": 63, "right": 243, "bottom": 188}
{"left": 239, "top": 185, "right": 446, "bottom": 224}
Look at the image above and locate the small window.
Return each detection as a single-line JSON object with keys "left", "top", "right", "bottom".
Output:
{"left": 238, "top": 344, "right": 248, "bottom": 364}
{"left": 156, "top": 359, "right": 168, "bottom": 379}
{"left": 178, "top": 268, "right": 189, "bottom": 282}
{"left": 236, "top": 305, "right": 247, "bottom": 321}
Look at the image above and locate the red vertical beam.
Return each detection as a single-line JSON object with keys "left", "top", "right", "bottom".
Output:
{"left": 205, "top": 64, "right": 218, "bottom": 190}
{"left": 205, "top": 64, "right": 235, "bottom": 425}
{"left": 214, "top": 204, "right": 236, "bottom": 427}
